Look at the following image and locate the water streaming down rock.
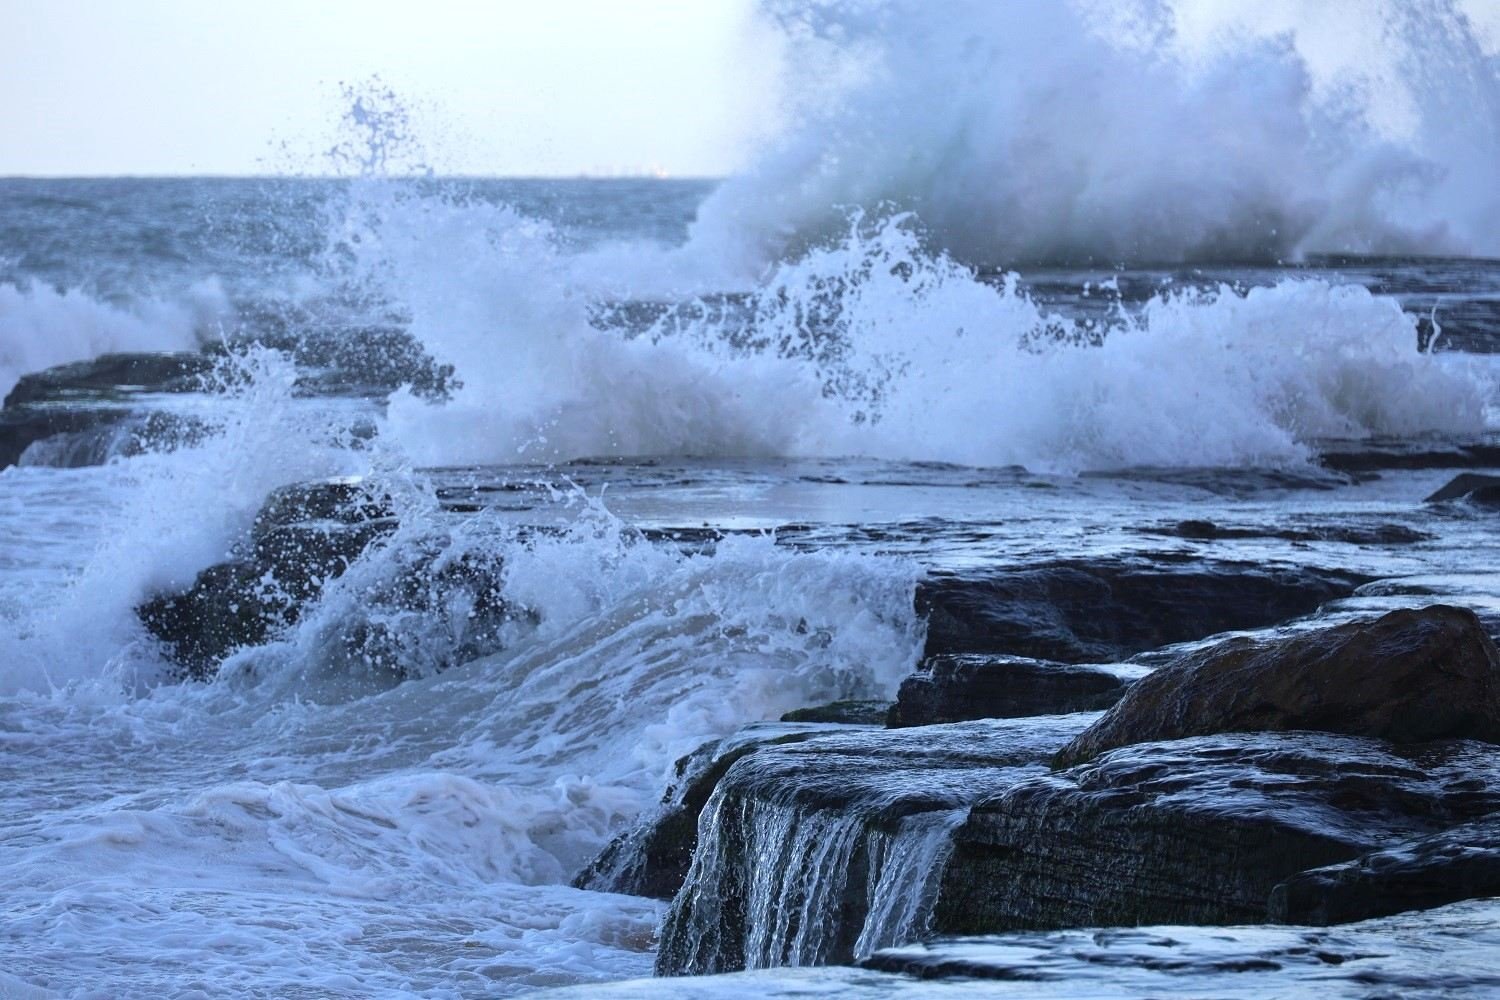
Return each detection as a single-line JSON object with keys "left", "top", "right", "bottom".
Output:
{"left": 660, "top": 785, "right": 964, "bottom": 974}
{"left": 655, "top": 717, "right": 1091, "bottom": 976}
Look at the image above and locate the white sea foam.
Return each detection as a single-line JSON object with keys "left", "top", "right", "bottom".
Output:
{"left": 0, "top": 281, "right": 223, "bottom": 399}
{"left": 690, "top": 0, "right": 1500, "bottom": 271}
{"left": 366, "top": 202, "right": 1491, "bottom": 472}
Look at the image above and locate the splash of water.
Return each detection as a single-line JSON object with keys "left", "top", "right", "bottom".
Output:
{"left": 690, "top": 0, "right": 1500, "bottom": 270}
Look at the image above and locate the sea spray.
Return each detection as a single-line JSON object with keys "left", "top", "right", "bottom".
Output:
{"left": 693, "top": 0, "right": 1500, "bottom": 269}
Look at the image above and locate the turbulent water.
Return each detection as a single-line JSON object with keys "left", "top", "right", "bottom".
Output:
{"left": 3, "top": 1, "right": 1500, "bottom": 996}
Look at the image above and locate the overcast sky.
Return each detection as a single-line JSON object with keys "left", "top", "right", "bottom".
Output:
{"left": 0, "top": 0, "right": 777, "bottom": 177}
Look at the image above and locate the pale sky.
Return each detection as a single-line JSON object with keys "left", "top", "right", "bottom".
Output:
{"left": 0, "top": 0, "right": 777, "bottom": 177}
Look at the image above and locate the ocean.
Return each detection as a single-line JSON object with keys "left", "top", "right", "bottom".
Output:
{"left": 3, "top": 3, "right": 1500, "bottom": 995}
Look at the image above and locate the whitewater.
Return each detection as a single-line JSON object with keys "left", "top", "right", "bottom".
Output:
{"left": 2, "top": 0, "right": 1500, "bottom": 995}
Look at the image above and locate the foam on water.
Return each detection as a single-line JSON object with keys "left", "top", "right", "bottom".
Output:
{"left": 370, "top": 201, "right": 1491, "bottom": 472}
{"left": 0, "top": 281, "right": 221, "bottom": 399}
{"left": 1, "top": 4, "right": 1499, "bottom": 993}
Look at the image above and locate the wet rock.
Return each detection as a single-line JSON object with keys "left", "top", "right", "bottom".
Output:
{"left": 138, "top": 479, "right": 397, "bottom": 678}
{"left": 1425, "top": 472, "right": 1500, "bottom": 506}
{"left": 574, "top": 723, "right": 835, "bottom": 901}
{"left": 1056, "top": 605, "right": 1500, "bottom": 768}
{"left": 1150, "top": 518, "right": 1431, "bottom": 545}
{"left": 917, "top": 559, "right": 1365, "bottom": 662}
{"left": 887, "top": 655, "right": 1129, "bottom": 727}
{"left": 781, "top": 701, "right": 891, "bottom": 725}
{"left": 1270, "top": 814, "right": 1500, "bottom": 926}
{"left": 935, "top": 732, "right": 1500, "bottom": 934}
{"left": 856, "top": 899, "right": 1500, "bottom": 995}
{"left": 0, "top": 403, "right": 125, "bottom": 469}
{"left": 14, "top": 410, "right": 213, "bottom": 468}
{"left": 1318, "top": 439, "right": 1500, "bottom": 474}
{"left": 3, "top": 351, "right": 212, "bottom": 407}
{"left": 656, "top": 716, "right": 1092, "bottom": 976}
{"left": 0, "top": 352, "right": 213, "bottom": 469}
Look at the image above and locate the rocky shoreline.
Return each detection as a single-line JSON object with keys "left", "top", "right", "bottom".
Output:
{"left": 9, "top": 349, "right": 1500, "bottom": 993}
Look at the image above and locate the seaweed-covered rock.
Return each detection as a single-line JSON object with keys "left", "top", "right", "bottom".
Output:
{"left": 916, "top": 559, "right": 1365, "bottom": 662}
{"left": 887, "top": 655, "right": 1129, "bottom": 727}
{"left": 935, "top": 732, "right": 1500, "bottom": 934}
{"left": 1270, "top": 814, "right": 1500, "bottom": 926}
{"left": 1056, "top": 605, "right": 1500, "bottom": 768}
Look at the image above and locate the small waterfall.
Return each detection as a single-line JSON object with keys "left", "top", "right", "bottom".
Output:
{"left": 656, "top": 784, "right": 965, "bottom": 975}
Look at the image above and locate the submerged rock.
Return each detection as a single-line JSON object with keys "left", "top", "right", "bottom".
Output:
{"left": 1056, "top": 605, "right": 1500, "bottom": 768}
{"left": 935, "top": 732, "right": 1500, "bottom": 934}
{"left": 916, "top": 559, "right": 1365, "bottom": 663}
{"left": 1270, "top": 814, "right": 1500, "bottom": 926}
{"left": 138, "top": 479, "right": 397, "bottom": 678}
{"left": 887, "top": 655, "right": 1129, "bottom": 727}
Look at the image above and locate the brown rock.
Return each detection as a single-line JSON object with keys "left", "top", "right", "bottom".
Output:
{"left": 1055, "top": 605, "right": 1500, "bottom": 768}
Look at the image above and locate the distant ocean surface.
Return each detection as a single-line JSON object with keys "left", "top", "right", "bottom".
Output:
{"left": 3, "top": 2, "right": 1500, "bottom": 995}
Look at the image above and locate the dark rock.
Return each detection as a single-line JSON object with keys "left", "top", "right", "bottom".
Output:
{"left": 139, "top": 479, "right": 397, "bottom": 678}
{"left": 1425, "top": 472, "right": 1500, "bottom": 506}
{"left": 917, "top": 559, "right": 1365, "bottom": 663}
{"left": 3, "top": 351, "right": 212, "bottom": 408}
{"left": 1056, "top": 605, "right": 1500, "bottom": 768}
{"left": 887, "top": 655, "right": 1128, "bottom": 727}
{"left": 656, "top": 716, "right": 1092, "bottom": 976}
{"left": 574, "top": 724, "right": 837, "bottom": 900}
{"left": 13, "top": 410, "right": 212, "bottom": 468}
{"left": 1, "top": 352, "right": 214, "bottom": 469}
{"left": 1148, "top": 519, "right": 1431, "bottom": 545}
{"left": 1318, "top": 439, "right": 1500, "bottom": 474}
{"left": 935, "top": 732, "right": 1500, "bottom": 934}
{"left": 1270, "top": 814, "right": 1500, "bottom": 925}
{"left": 780, "top": 701, "right": 891, "bottom": 725}
{"left": 0, "top": 403, "right": 125, "bottom": 469}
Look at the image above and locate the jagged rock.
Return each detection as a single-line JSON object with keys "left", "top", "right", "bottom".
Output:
{"left": 573, "top": 724, "right": 836, "bottom": 901}
{"left": 1056, "top": 605, "right": 1500, "bottom": 768}
{"left": 1270, "top": 814, "right": 1500, "bottom": 926}
{"left": 655, "top": 716, "right": 1092, "bottom": 976}
{"left": 1425, "top": 472, "right": 1500, "bottom": 506}
{"left": 917, "top": 559, "right": 1365, "bottom": 662}
{"left": 139, "top": 479, "right": 397, "bottom": 678}
{"left": 935, "top": 732, "right": 1500, "bottom": 935}
{"left": 887, "top": 655, "right": 1129, "bottom": 727}
{"left": 781, "top": 701, "right": 891, "bottom": 725}
{"left": 3, "top": 351, "right": 212, "bottom": 407}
